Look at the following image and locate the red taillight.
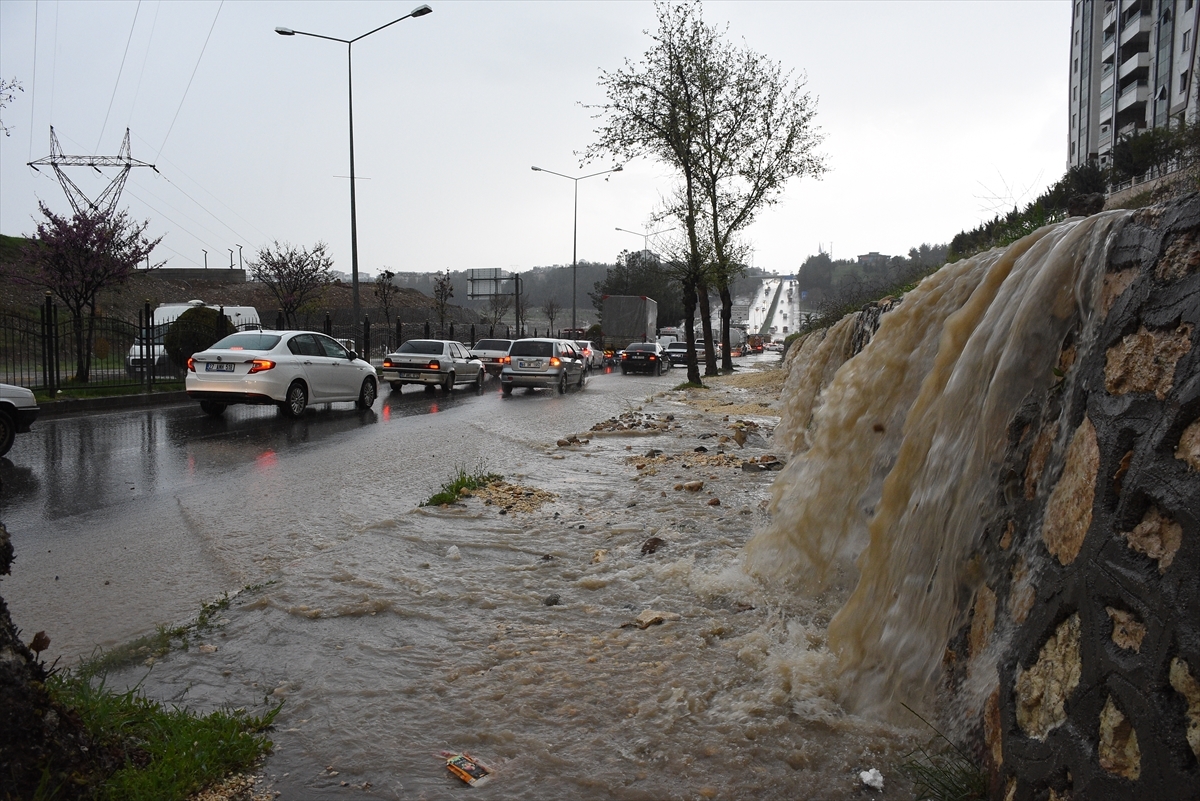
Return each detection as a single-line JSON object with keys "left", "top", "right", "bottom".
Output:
{"left": 383, "top": 358, "right": 394, "bottom": 368}
{"left": 621, "top": 352, "right": 630, "bottom": 360}
{"left": 649, "top": 355, "right": 657, "bottom": 360}
{"left": 187, "top": 357, "right": 196, "bottom": 372}
{"left": 500, "top": 356, "right": 510, "bottom": 365}
{"left": 428, "top": 360, "right": 440, "bottom": 370}
{"left": 550, "top": 357, "right": 561, "bottom": 367}
{"left": 247, "top": 359, "right": 275, "bottom": 374}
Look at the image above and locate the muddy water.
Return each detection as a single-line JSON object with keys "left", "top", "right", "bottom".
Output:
{"left": 750, "top": 213, "right": 1129, "bottom": 722}
{"left": 94, "top": 372, "right": 921, "bottom": 800}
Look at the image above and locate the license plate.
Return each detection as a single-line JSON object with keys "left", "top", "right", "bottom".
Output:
{"left": 205, "top": 363, "right": 234, "bottom": 372}
{"left": 401, "top": 372, "right": 421, "bottom": 379}
{"left": 518, "top": 361, "right": 539, "bottom": 369}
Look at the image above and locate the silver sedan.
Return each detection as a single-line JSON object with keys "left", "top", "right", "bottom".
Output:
{"left": 380, "top": 340, "right": 485, "bottom": 393}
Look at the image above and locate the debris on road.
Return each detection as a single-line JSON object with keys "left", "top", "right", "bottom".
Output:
{"left": 443, "top": 752, "right": 492, "bottom": 786}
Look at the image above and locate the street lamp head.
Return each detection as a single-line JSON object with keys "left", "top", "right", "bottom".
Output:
{"left": 411, "top": 4, "right": 433, "bottom": 17}
{"left": 612, "top": 165, "right": 624, "bottom": 172}
{"left": 531, "top": 166, "right": 542, "bottom": 172}
{"left": 274, "top": 26, "right": 295, "bottom": 35}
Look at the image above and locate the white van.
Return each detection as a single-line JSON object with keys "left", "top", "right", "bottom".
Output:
{"left": 126, "top": 300, "right": 261, "bottom": 377}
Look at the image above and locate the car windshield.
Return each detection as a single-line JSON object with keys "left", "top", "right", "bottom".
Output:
{"left": 575, "top": 341, "right": 592, "bottom": 350}
{"left": 210, "top": 332, "right": 281, "bottom": 351}
{"left": 510, "top": 340, "right": 553, "bottom": 358}
{"left": 626, "top": 342, "right": 657, "bottom": 352}
{"left": 666, "top": 342, "right": 687, "bottom": 350}
{"left": 397, "top": 340, "right": 445, "bottom": 355}
{"left": 473, "top": 339, "right": 511, "bottom": 351}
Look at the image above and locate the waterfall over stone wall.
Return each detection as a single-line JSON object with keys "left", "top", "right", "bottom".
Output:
{"left": 753, "top": 195, "right": 1200, "bottom": 800}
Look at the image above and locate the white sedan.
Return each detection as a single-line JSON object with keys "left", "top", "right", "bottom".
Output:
{"left": 186, "top": 330, "right": 378, "bottom": 417}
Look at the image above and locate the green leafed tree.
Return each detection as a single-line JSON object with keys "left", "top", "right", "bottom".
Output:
{"left": 250, "top": 241, "right": 332, "bottom": 329}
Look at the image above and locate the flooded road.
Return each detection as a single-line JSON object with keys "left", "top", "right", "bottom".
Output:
{"left": 1, "top": 361, "right": 920, "bottom": 799}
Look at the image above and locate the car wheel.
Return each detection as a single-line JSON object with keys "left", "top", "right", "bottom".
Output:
{"left": 281, "top": 380, "right": 308, "bottom": 418}
{"left": 443, "top": 371, "right": 455, "bottom": 392}
{"left": 578, "top": 367, "right": 586, "bottom": 388}
{"left": 502, "top": 384, "right": 513, "bottom": 396}
{"left": 621, "top": 367, "right": 628, "bottom": 375}
{"left": 475, "top": 370, "right": 484, "bottom": 391}
{"left": 557, "top": 372, "right": 567, "bottom": 394}
{"left": 356, "top": 377, "right": 377, "bottom": 409}
{"left": 390, "top": 381, "right": 403, "bottom": 391}
{"left": 0, "top": 410, "right": 14, "bottom": 457}
{"left": 199, "top": 400, "right": 227, "bottom": 417}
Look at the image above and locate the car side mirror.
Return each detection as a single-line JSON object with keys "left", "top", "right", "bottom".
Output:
{"left": 348, "top": 351, "right": 358, "bottom": 361}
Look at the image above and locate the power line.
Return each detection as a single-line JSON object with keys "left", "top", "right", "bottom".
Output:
{"left": 27, "top": 0, "right": 38, "bottom": 161}
{"left": 126, "top": 0, "right": 161, "bottom": 128}
{"left": 97, "top": 0, "right": 141, "bottom": 153}
{"left": 133, "top": 132, "right": 272, "bottom": 241}
{"left": 155, "top": 0, "right": 222, "bottom": 162}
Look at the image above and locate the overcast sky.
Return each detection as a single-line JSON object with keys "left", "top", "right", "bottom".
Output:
{"left": 0, "top": 1, "right": 1070, "bottom": 277}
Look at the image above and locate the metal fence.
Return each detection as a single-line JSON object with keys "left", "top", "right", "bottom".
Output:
{"left": 1, "top": 300, "right": 542, "bottom": 393}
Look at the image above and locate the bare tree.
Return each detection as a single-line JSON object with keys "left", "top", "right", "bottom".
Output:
{"left": 484, "top": 293, "right": 512, "bottom": 327}
{"left": 11, "top": 203, "right": 161, "bottom": 381}
{"left": 373, "top": 269, "right": 400, "bottom": 327}
{"left": 515, "top": 292, "right": 530, "bottom": 335}
{"left": 433, "top": 270, "right": 454, "bottom": 334}
{"left": 251, "top": 241, "right": 332, "bottom": 328}
{"left": 589, "top": 0, "right": 824, "bottom": 376}
{"left": 0, "top": 77, "right": 22, "bottom": 136}
{"left": 541, "top": 296, "right": 562, "bottom": 333}
{"left": 587, "top": 0, "right": 715, "bottom": 385}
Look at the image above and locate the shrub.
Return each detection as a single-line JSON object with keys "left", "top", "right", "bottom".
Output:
{"left": 164, "top": 307, "right": 231, "bottom": 369}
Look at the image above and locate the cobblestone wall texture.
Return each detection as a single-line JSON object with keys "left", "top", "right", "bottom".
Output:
{"left": 961, "top": 196, "right": 1200, "bottom": 800}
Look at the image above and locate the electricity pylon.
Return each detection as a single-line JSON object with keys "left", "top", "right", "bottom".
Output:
{"left": 27, "top": 127, "right": 157, "bottom": 215}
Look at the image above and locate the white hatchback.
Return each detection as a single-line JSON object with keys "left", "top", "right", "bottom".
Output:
{"left": 186, "top": 330, "right": 378, "bottom": 417}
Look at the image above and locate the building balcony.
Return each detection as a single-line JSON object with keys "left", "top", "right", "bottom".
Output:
{"left": 1120, "top": 14, "right": 1152, "bottom": 47}
{"left": 1103, "top": 39, "right": 1117, "bottom": 61}
{"left": 1102, "top": 72, "right": 1115, "bottom": 92}
{"left": 1104, "top": 7, "right": 1116, "bottom": 29}
{"left": 1119, "top": 51, "right": 1150, "bottom": 80}
{"left": 1120, "top": 0, "right": 1139, "bottom": 13}
{"left": 1117, "top": 80, "right": 1149, "bottom": 112}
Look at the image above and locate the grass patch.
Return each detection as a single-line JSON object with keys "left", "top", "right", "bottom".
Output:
{"left": 46, "top": 672, "right": 280, "bottom": 801}
{"left": 421, "top": 462, "right": 502, "bottom": 507}
{"left": 897, "top": 704, "right": 988, "bottom": 801}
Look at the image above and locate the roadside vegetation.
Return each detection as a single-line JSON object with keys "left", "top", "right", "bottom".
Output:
{"left": 42, "top": 674, "right": 279, "bottom": 801}
{"left": 14, "top": 583, "right": 280, "bottom": 800}
{"left": 421, "top": 462, "right": 503, "bottom": 507}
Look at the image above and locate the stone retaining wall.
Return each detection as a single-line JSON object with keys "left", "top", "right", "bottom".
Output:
{"left": 952, "top": 196, "right": 1200, "bottom": 799}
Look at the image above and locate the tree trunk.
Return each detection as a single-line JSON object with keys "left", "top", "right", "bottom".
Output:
{"left": 697, "top": 278, "right": 717, "bottom": 376}
{"left": 719, "top": 283, "right": 734, "bottom": 373}
{"left": 683, "top": 280, "right": 701, "bottom": 385}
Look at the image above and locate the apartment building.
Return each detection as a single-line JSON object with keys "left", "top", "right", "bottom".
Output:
{"left": 1068, "top": 0, "right": 1200, "bottom": 169}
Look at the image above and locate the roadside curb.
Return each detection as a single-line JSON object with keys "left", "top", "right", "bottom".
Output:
{"left": 37, "top": 391, "right": 192, "bottom": 417}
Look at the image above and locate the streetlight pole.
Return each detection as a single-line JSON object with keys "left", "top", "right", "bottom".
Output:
{"left": 531, "top": 164, "right": 622, "bottom": 332}
{"left": 276, "top": 4, "right": 432, "bottom": 343}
